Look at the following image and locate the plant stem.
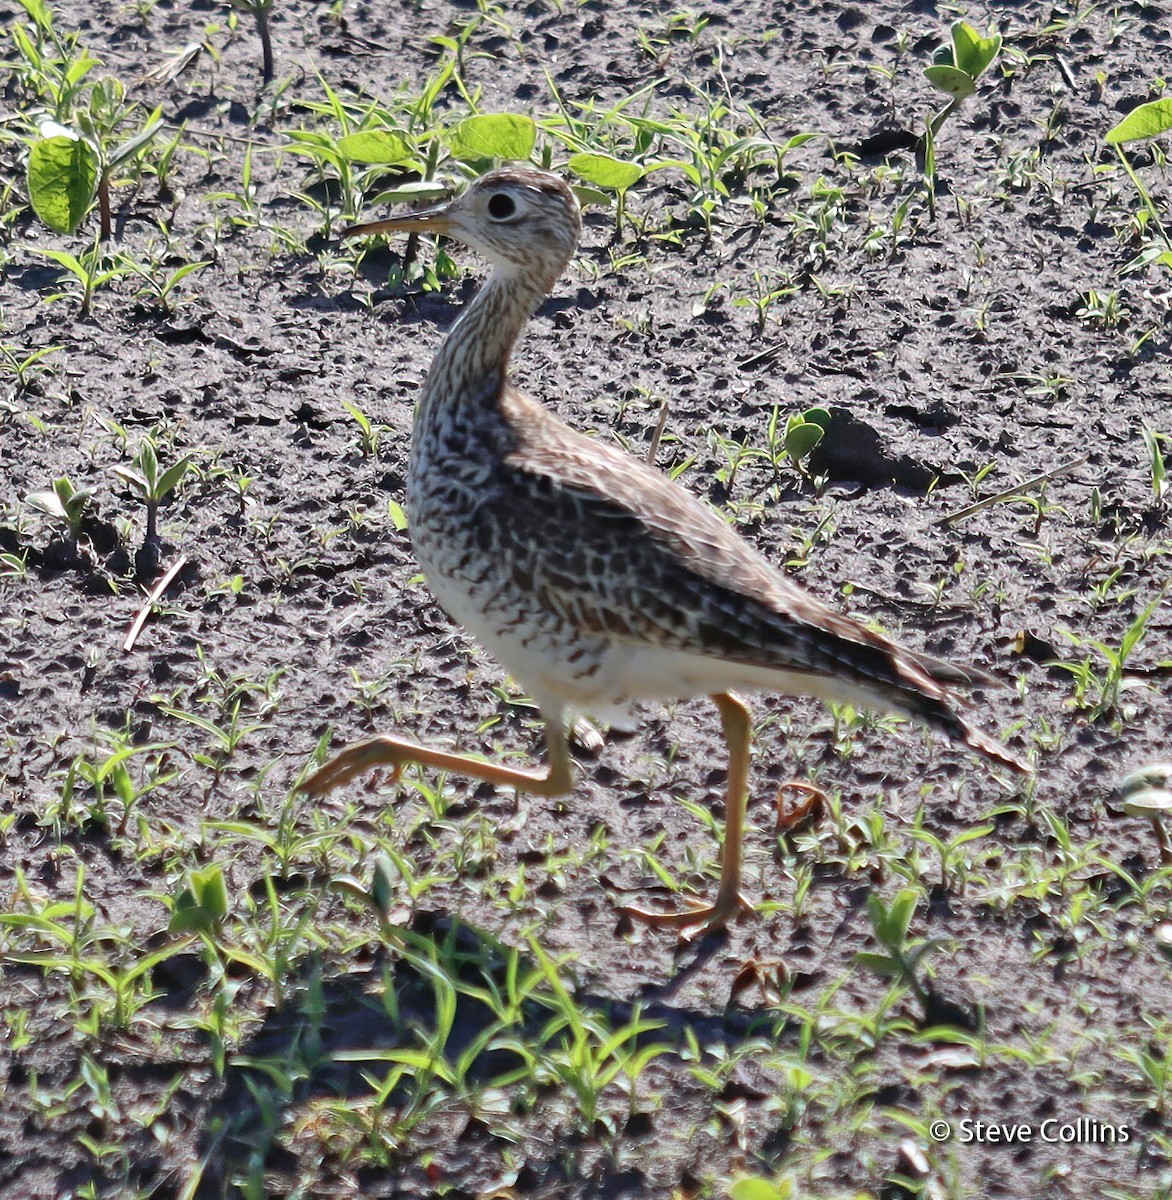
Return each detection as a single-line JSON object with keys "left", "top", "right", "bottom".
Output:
{"left": 98, "top": 174, "right": 112, "bottom": 241}
{"left": 255, "top": 6, "right": 274, "bottom": 83}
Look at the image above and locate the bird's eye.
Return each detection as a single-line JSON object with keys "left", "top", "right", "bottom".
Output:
{"left": 486, "top": 192, "right": 517, "bottom": 221}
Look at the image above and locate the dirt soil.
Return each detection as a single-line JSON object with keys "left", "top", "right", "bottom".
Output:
{"left": 2, "top": 1, "right": 1172, "bottom": 1198}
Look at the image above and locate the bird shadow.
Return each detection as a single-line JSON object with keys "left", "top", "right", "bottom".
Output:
{"left": 187, "top": 909, "right": 782, "bottom": 1198}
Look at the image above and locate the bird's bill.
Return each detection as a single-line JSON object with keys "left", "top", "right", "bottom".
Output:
{"left": 342, "top": 210, "right": 452, "bottom": 239}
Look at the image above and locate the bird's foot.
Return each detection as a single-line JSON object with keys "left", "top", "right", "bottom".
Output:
{"left": 300, "top": 737, "right": 407, "bottom": 795}
{"left": 622, "top": 888, "right": 753, "bottom": 939}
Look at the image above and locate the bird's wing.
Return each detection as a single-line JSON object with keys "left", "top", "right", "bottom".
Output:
{"left": 495, "top": 387, "right": 1024, "bottom": 771}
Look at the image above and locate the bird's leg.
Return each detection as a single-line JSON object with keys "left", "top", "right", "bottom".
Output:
{"left": 625, "top": 691, "right": 754, "bottom": 934}
{"left": 300, "top": 719, "right": 574, "bottom": 798}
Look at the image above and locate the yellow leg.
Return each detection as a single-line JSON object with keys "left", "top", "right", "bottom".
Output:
{"left": 625, "top": 691, "right": 754, "bottom": 935}
{"left": 301, "top": 719, "right": 574, "bottom": 798}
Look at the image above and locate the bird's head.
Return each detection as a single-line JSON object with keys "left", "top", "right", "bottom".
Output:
{"left": 344, "top": 167, "right": 581, "bottom": 285}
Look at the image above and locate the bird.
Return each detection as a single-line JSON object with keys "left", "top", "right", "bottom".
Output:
{"left": 302, "top": 165, "right": 1030, "bottom": 935}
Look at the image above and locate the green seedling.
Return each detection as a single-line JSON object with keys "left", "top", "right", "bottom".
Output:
{"left": 7, "top": 1, "right": 103, "bottom": 126}
{"left": 1053, "top": 589, "right": 1166, "bottom": 718}
{"left": 0, "top": 341, "right": 61, "bottom": 389}
{"left": 923, "top": 20, "right": 1002, "bottom": 136}
{"left": 922, "top": 21, "right": 1001, "bottom": 214}
{"left": 283, "top": 83, "right": 423, "bottom": 232}
{"left": 27, "top": 78, "right": 164, "bottom": 239}
{"left": 340, "top": 399, "right": 381, "bottom": 456}
{"left": 169, "top": 864, "right": 230, "bottom": 934}
{"left": 34, "top": 239, "right": 133, "bottom": 315}
{"left": 856, "top": 888, "right": 940, "bottom": 1019}
{"left": 568, "top": 152, "right": 644, "bottom": 238}
{"left": 1142, "top": 425, "right": 1169, "bottom": 504}
{"left": 111, "top": 437, "right": 192, "bottom": 551}
{"left": 777, "top": 403, "right": 830, "bottom": 477}
{"left": 229, "top": 0, "right": 276, "bottom": 83}
{"left": 1106, "top": 98, "right": 1172, "bottom": 274}
{"left": 56, "top": 732, "right": 176, "bottom": 835}
{"left": 124, "top": 256, "right": 211, "bottom": 314}
{"left": 733, "top": 270, "right": 797, "bottom": 334}
{"left": 1075, "top": 288, "right": 1126, "bottom": 328}
{"left": 25, "top": 474, "right": 91, "bottom": 538}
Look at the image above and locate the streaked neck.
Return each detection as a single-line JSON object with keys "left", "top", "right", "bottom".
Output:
{"left": 421, "top": 267, "right": 552, "bottom": 414}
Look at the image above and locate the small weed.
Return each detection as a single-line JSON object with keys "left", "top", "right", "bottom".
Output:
{"left": 33, "top": 239, "right": 133, "bottom": 315}
{"left": 111, "top": 435, "right": 193, "bottom": 566}
{"left": 856, "top": 887, "right": 939, "bottom": 1020}
{"left": 25, "top": 474, "right": 91, "bottom": 538}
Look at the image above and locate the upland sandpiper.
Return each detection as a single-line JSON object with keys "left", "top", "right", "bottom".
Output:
{"left": 303, "top": 166, "right": 1029, "bottom": 934}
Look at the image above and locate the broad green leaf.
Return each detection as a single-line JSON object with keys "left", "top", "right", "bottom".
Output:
{"left": 728, "top": 1177, "right": 793, "bottom": 1200}
{"left": 951, "top": 21, "right": 1000, "bottom": 79}
{"left": 169, "top": 865, "right": 228, "bottom": 933}
{"left": 924, "top": 65, "right": 976, "bottom": 101}
{"left": 336, "top": 129, "right": 412, "bottom": 164}
{"left": 27, "top": 134, "right": 98, "bottom": 233}
{"left": 783, "top": 420, "right": 825, "bottom": 461}
{"left": 645, "top": 156, "right": 703, "bottom": 186}
{"left": 568, "top": 152, "right": 643, "bottom": 192}
{"left": 568, "top": 184, "right": 611, "bottom": 209}
{"left": 802, "top": 406, "right": 832, "bottom": 431}
{"left": 1106, "top": 98, "right": 1172, "bottom": 145}
{"left": 447, "top": 113, "right": 535, "bottom": 161}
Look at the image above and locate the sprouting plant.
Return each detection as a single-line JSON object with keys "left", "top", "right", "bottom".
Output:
{"left": 923, "top": 21, "right": 1002, "bottom": 139}
{"left": 169, "top": 864, "right": 230, "bottom": 935}
{"left": 763, "top": 404, "right": 831, "bottom": 483}
{"left": 228, "top": 0, "right": 276, "bottom": 83}
{"left": 111, "top": 437, "right": 192, "bottom": 550}
{"left": 908, "top": 819, "right": 995, "bottom": 893}
{"left": 25, "top": 475, "right": 91, "bottom": 538}
{"left": 732, "top": 270, "right": 797, "bottom": 334}
{"left": 568, "top": 152, "right": 644, "bottom": 239}
{"left": 340, "top": 399, "right": 381, "bottom": 457}
{"left": 855, "top": 888, "right": 940, "bottom": 1019}
{"left": 55, "top": 730, "right": 176, "bottom": 835}
{"left": 34, "top": 239, "right": 133, "bottom": 315}
{"left": 1053, "top": 589, "right": 1167, "bottom": 718}
{"left": 1142, "top": 425, "right": 1169, "bottom": 505}
{"left": 124, "top": 256, "right": 212, "bottom": 314}
{"left": 26, "top": 81, "right": 164, "bottom": 239}
{"left": 1105, "top": 98, "right": 1172, "bottom": 275}
{"left": 0, "top": 342, "right": 61, "bottom": 389}
{"left": 282, "top": 84, "right": 426, "bottom": 232}
{"left": 921, "top": 21, "right": 1001, "bottom": 214}
{"left": 1075, "top": 288, "right": 1126, "bottom": 329}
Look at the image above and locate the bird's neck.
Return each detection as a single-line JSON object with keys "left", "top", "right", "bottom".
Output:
{"left": 420, "top": 266, "right": 553, "bottom": 418}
